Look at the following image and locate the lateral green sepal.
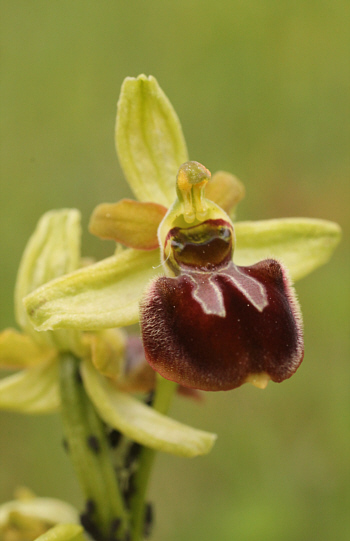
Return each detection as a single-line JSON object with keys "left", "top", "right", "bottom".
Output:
{"left": 234, "top": 218, "right": 341, "bottom": 280}
{"left": 24, "top": 249, "right": 161, "bottom": 331}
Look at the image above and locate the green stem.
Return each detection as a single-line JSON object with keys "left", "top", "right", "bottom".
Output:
{"left": 129, "top": 376, "right": 177, "bottom": 541}
{"left": 59, "top": 353, "right": 128, "bottom": 540}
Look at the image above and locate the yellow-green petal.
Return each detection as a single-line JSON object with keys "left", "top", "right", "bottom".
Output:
{"left": 206, "top": 171, "right": 245, "bottom": 217}
{"left": 89, "top": 199, "right": 167, "bottom": 249}
{"left": 81, "top": 361, "right": 216, "bottom": 458}
{"left": 0, "top": 328, "right": 55, "bottom": 369}
{"left": 234, "top": 218, "right": 341, "bottom": 281}
{"left": 34, "top": 524, "right": 85, "bottom": 541}
{"left": 0, "top": 359, "right": 59, "bottom": 413}
{"left": 24, "top": 249, "right": 161, "bottom": 331}
{"left": 14, "top": 209, "right": 82, "bottom": 354}
{"left": 116, "top": 74, "right": 188, "bottom": 207}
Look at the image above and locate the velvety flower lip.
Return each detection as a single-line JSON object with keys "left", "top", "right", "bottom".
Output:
{"left": 141, "top": 258, "right": 303, "bottom": 391}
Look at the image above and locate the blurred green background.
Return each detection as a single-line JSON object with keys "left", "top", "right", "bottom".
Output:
{"left": 1, "top": 1, "right": 349, "bottom": 540}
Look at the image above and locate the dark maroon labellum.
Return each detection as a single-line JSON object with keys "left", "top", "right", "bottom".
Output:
{"left": 140, "top": 259, "right": 303, "bottom": 391}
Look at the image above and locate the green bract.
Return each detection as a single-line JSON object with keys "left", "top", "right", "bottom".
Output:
{"left": 0, "top": 207, "right": 216, "bottom": 457}
{"left": 81, "top": 360, "right": 216, "bottom": 457}
{"left": 24, "top": 75, "right": 341, "bottom": 336}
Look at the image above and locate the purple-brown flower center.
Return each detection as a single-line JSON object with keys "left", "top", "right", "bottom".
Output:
{"left": 164, "top": 219, "right": 234, "bottom": 275}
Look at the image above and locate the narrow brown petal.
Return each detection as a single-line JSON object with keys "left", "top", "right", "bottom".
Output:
{"left": 140, "top": 259, "right": 303, "bottom": 391}
{"left": 89, "top": 199, "right": 167, "bottom": 250}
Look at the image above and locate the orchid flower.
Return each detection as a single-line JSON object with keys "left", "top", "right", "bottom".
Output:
{"left": 23, "top": 75, "right": 340, "bottom": 394}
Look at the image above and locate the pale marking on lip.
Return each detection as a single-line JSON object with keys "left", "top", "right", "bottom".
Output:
{"left": 220, "top": 265, "right": 268, "bottom": 313}
{"left": 187, "top": 273, "right": 226, "bottom": 318}
{"left": 184, "top": 262, "right": 268, "bottom": 318}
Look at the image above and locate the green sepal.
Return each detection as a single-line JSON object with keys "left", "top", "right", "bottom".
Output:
{"left": 34, "top": 524, "right": 85, "bottom": 541}
{"left": 234, "top": 218, "right": 341, "bottom": 280}
{"left": 116, "top": 75, "right": 189, "bottom": 207}
{"left": 24, "top": 249, "right": 161, "bottom": 331}
{"left": 14, "top": 209, "right": 82, "bottom": 354}
{"left": 0, "top": 359, "right": 59, "bottom": 413}
{"left": 81, "top": 360, "right": 217, "bottom": 457}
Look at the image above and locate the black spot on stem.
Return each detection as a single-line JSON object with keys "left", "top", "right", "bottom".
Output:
{"left": 87, "top": 435, "right": 101, "bottom": 454}
{"left": 144, "top": 502, "right": 154, "bottom": 537}
{"left": 108, "top": 429, "right": 122, "bottom": 448}
{"left": 62, "top": 438, "right": 69, "bottom": 453}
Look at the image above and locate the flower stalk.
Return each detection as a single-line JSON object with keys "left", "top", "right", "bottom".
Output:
{"left": 129, "top": 376, "right": 177, "bottom": 541}
{"left": 59, "top": 353, "right": 128, "bottom": 541}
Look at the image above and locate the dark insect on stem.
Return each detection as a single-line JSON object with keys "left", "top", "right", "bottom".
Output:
{"left": 122, "top": 474, "right": 136, "bottom": 510}
{"left": 143, "top": 502, "right": 154, "bottom": 538}
{"left": 108, "top": 517, "right": 121, "bottom": 541}
{"left": 108, "top": 429, "right": 122, "bottom": 448}
{"left": 62, "top": 438, "right": 69, "bottom": 453}
{"left": 124, "top": 442, "right": 141, "bottom": 469}
{"left": 74, "top": 368, "right": 83, "bottom": 385}
{"left": 144, "top": 391, "right": 155, "bottom": 406}
{"left": 87, "top": 434, "right": 101, "bottom": 454}
{"left": 80, "top": 499, "right": 102, "bottom": 541}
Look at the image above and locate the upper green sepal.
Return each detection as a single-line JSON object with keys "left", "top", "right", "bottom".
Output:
{"left": 116, "top": 75, "right": 189, "bottom": 207}
{"left": 234, "top": 218, "right": 341, "bottom": 281}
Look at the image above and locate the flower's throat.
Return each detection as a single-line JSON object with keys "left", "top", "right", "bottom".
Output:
{"left": 167, "top": 220, "right": 233, "bottom": 272}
